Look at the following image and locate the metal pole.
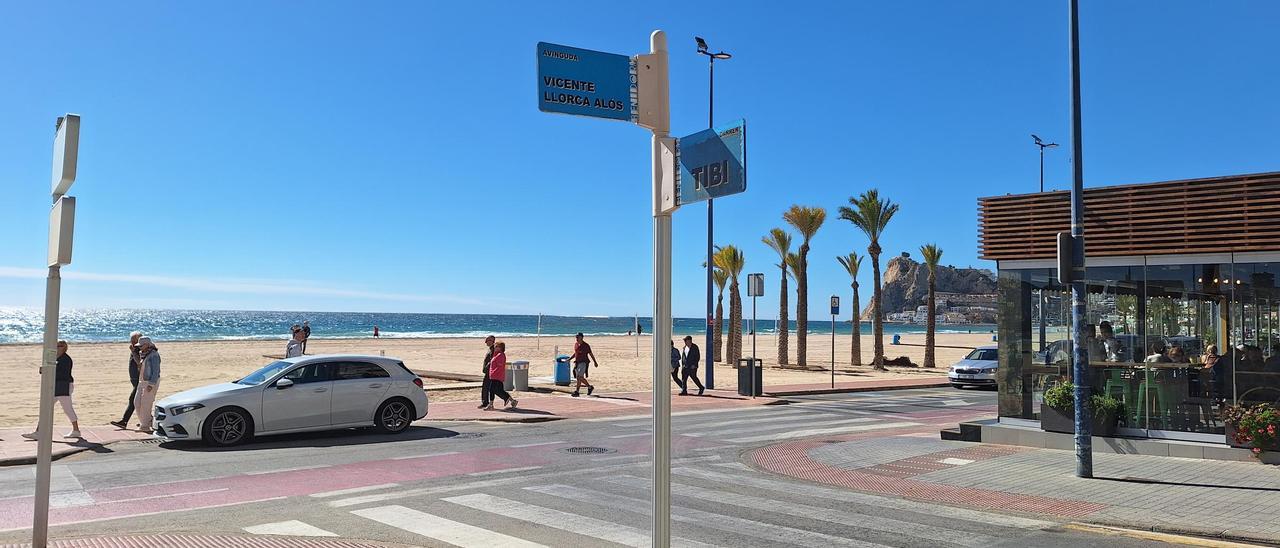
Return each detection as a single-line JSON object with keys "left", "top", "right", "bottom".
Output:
{"left": 751, "top": 294, "right": 757, "bottom": 399}
{"left": 1068, "top": 0, "right": 1093, "bottom": 479}
{"left": 33, "top": 265, "right": 61, "bottom": 547}
{"left": 1040, "top": 143, "right": 1045, "bottom": 193}
{"left": 647, "top": 29, "right": 673, "bottom": 548}
{"left": 704, "top": 55, "right": 716, "bottom": 391}
{"left": 831, "top": 315, "right": 836, "bottom": 389}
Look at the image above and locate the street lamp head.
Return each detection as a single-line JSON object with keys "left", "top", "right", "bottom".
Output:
{"left": 712, "top": 51, "right": 732, "bottom": 60}
{"left": 695, "top": 36, "right": 709, "bottom": 54}
{"left": 1046, "top": 142, "right": 1059, "bottom": 148}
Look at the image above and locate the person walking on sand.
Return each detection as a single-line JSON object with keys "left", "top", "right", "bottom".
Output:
{"left": 301, "top": 320, "right": 312, "bottom": 354}
{"left": 23, "top": 340, "right": 82, "bottom": 440}
{"left": 110, "top": 332, "right": 143, "bottom": 429}
{"left": 483, "top": 341, "right": 517, "bottom": 411}
{"left": 133, "top": 337, "right": 162, "bottom": 433}
{"left": 680, "top": 335, "right": 705, "bottom": 396}
{"left": 286, "top": 326, "right": 305, "bottom": 358}
{"left": 570, "top": 332, "right": 598, "bottom": 397}
{"left": 478, "top": 335, "right": 496, "bottom": 409}
{"left": 373, "top": 325, "right": 380, "bottom": 338}
{"left": 670, "top": 340, "right": 685, "bottom": 392}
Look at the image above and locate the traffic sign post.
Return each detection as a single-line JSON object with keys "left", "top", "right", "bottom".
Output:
{"left": 35, "top": 114, "right": 79, "bottom": 548}
{"left": 830, "top": 296, "right": 840, "bottom": 389}
{"left": 536, "top": 33, "right": 674, "bottom": 546}
{"left": 747, "top": 273, "right": 763, "bottom": 399}
{"left": 675, "top": 119, "right": 746, "bottom": 206}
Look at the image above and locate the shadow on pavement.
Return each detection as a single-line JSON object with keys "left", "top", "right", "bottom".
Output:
{"left": 157, "top": 425, "right": 462, "bottom": 453}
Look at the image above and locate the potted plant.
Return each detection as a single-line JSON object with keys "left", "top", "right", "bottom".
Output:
{"left": 1221, "top": 403, "right": 1280, "bottom": 463}
{"left": 1040, "top": 382, "right": 1123, "bottom": 437}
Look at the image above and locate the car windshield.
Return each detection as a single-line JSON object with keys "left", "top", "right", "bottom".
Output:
{"left": 965, "top": 349, "right": 998, "bottom": 361}
{"left": 235, "top": 360, "right": 295, "bottom": 385}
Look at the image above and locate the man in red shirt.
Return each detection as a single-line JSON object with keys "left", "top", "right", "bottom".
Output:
{"left": 570, "top": 332, "right": 599, "bottom": 397}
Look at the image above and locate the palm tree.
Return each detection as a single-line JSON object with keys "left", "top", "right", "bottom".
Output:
{"left": 783, "top": 206, "right": 827, "bottom": 368}
{"left": 839, "top": 189, "right": 899, "bottom": 371}
{"left": 762, "top": 228, "right": 793, "bottom": 366}
{"left": 836, "top": 252, "right": 864, "bottom": 366}
{"left": 714, "top": 245, "right": 746, "bottom": 365}
{"left": 713, "top": 267, "right": 728, "bottom": 362}
{"left": 920, "top": 244, "right": 943, "bottom": 368}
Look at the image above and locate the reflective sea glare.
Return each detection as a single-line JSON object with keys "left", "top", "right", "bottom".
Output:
{"left": 0, "top": 308, "right": 992, "bottom": 344}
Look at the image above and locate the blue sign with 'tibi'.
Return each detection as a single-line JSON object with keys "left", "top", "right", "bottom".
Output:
{"left": 676, "top": 119, "right": 747, "bottom": 206}
{"left": 537, "top": 42, "right": 637, "bottom": 123}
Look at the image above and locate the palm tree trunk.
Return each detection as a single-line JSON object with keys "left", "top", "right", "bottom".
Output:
{"left": 796, "top": 244, "right": 809, "bottom": 368}
{"left": 777, "top": 269, "right": 789, "bottom": 366}
{"left": 924, "top": 273, "right": 937, "bottom": 368}
{"left": 851, "top": 283, "right": 861, "bottom": 366}
{"left": 714, "top": 295, "right": 724, "bottom": 362}
{"left": 870, "top": 245, "right": 886, "bottom": 371}
{"left": 730, "top": 282, "right": 743, "bottom": 365}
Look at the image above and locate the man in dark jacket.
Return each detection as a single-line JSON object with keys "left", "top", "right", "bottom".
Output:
{"left": 478, "top": 335, "right": 496, "bottom": 408}
{"left": 680, "top": 336, "right": 705, "bottom": 396}
{"left": 670, "top": 340, "right": 685, "bottom": 391}
{"left": 111, "top": 332, "right": 143, "bottom": 429}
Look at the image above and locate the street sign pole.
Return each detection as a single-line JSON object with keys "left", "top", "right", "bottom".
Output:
{"left": 1067, "top": 0, "right": 1093, "bottom": 479}
{"left": 35, "top": 113, "right": 79, "bottom": 548}
{"left": 830, "top": 296, "right": 840, "bottom": 390}
{"left": 746, "top": 273, "right": 763, "bottom": 399}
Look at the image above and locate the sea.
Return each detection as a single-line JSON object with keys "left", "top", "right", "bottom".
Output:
{"left": 0, "top": 308, "right": 994, "bottom": 344}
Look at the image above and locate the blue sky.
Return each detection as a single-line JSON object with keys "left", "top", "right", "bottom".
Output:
{"left": 1, "top": 2, "right": 1277, "bottom": 319}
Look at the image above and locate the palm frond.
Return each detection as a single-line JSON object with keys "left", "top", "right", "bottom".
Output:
{"left": 836, "top": 252, "right": 862, "bottom": 280}
{"left": 838, "top": 189, "right": 899, "bottom": 243}
{"left": 783, "top": 206, "right": 827, "bottom": 243}
{"left": 920, "top": 243, "right": 943, "bottom": 271}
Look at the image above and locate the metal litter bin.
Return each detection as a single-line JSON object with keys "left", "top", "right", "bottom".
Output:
{"left": 510, "top": 360, "right": 530, "bottom": 391}
{"left": 554, "top": 355, "right": 572, "bottom": 386}
{"left": 737, "top": 357, "right": 762, "bottom": 396}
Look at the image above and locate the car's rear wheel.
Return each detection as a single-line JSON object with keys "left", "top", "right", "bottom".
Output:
{"left": 374, "top": 398, "right": 414, "bottom": 434}
{"left": 203, "top": 407, "right": 253, "bottom": 447}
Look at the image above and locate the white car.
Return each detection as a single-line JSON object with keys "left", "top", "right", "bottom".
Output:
{"left": 154, "top": 355, "right": 428, "bottom": 447}
{"left": 948, "top": 345, "right": 998, "bottom": 389}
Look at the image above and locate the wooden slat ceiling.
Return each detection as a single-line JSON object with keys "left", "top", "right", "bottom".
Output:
{"left": 979, "top": 171, "right": 1280, "bottom": 261}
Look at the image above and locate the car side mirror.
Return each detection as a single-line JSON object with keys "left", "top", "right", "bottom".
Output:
{"left": 276, "top": 378, "right": 295, "bottom": 390}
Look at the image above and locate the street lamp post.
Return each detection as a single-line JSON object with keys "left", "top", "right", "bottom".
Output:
{"left": 1067, "top": 0, "right": 1093, "bottom": 479}
{"left": 1032, "top": 134, "right": 1058, "bottom": 353}
{"left": 696, "top": 36, "right": 730, "bottom": 390}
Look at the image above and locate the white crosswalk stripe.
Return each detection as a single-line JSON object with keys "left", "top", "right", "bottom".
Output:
{"left": 244, "top": 520, "right": 338, "bottom": 537}
{"left": 687, "top": 416, "right": 880, "bottom": 438}
{"left": 443, "top": 493, "right": 718, "bottom": 548}
{"left": 351, "top": 504, "right": 547, "bottom": 547}
{"left": 607, "top": 475, "right": 1000, "bottom": 548}
{"left": 527, "top": 483, "right": 895, "bottom": 548}
{"left": 725, "top": 420, "right": 920, "bottom": 443}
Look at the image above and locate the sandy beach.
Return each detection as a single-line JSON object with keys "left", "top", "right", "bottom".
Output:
{"left": 0, "top": 332, "right": 992, "bottom": 429}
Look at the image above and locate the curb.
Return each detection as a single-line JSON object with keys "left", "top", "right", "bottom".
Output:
{"left": 427, "top": 416, "right": 565, "bottom": 423}
{"left": 0, "top": 437, "right": 144, "bottom": 467}
{"left": 1074, "top": 518, "right": 1280, "bottom": 546}
{"left": 765, "top": 380, "right": 951, "bottom": 397}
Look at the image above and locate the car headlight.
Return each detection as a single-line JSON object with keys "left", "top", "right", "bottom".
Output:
{"left": 170, "top": 404, "right": 205, "bottom": 416}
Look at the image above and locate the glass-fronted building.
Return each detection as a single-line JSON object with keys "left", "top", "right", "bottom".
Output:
{"left": 980, "top": 172, "right": 1280, "bottom": 443}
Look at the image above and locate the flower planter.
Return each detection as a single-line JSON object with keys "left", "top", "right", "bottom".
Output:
{"left": 1261, "top": 451, "right": 1280, "bottom": 466}
{"left": 1225, "top": 423, "right": 1252, "bottom": 449}
{"left": 1040, "top": 406, "right": 1119, "bottom": 437}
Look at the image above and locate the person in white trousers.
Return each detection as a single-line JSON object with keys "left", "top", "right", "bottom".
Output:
{"left": 22, "top": 340, "right": 81, "bottom": 440}
{"left": 133, "top": 337, "right": 162, "bottom": 433}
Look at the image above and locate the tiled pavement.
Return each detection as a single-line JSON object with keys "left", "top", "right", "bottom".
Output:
{"left": 0, "top": 427, "right": 151, "bottom": 466}
{"left": 751, "top": 429, "right": 1280, "bottom": 543}
{"left": 0, "top": 533, "right": 412, "bottom": 547}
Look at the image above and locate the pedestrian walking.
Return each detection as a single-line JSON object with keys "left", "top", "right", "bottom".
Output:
{"left": 286, "top": 326, "right": 305, "bottom": 358}
{"left": 478, "top": 335, "right": 496, "bottom": 409}
{"left": 680, "top": 336, "right": 705, "bottom": 396}
{"left": 483, "top": 341, "right": 517, "bottom": 411}
{"left": 301, "top": 320, "right": 312, "bottom": 354}
{"left": 110, "top": 331, "right": 143, "bottom": 429}
{"left": 23, "top": 340, "right": 81, "bottom": 440}
{"left": 373, "top": 325, "right": 380, "bottom": 338}
{"left": 670, "top": 340, "right": 685, "bottom": 391}
{"left": 570, "top": 332, "right": 598, "bottom": 397}
{"left": 133, "top": 337, "right": 162, "bottom": 433}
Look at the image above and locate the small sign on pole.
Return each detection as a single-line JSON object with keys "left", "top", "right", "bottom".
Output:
{"left": 830, "top": 295, "right": 840, "bottom": 316}
{"left": 48, "top": 197, "right": 75, "bottom": 267}
{"left": 747, "top": 272, "right": 764, "bottom": 297}
{"left": 51, "top": 114, "right": 80, "bottom": 197}
{"left": 676, "top": 119, "right": 746, "bottom": 206}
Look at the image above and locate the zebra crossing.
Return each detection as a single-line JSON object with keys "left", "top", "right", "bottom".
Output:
{"left": 244, "top": 458, "right": 1056, "bottom": 547}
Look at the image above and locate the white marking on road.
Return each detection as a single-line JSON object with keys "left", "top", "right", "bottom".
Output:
{"left": 309, "top": 483, "right": 401, "bottom": 498}
{"left": 391, "top": 450, "right": 459, "bottom": 460}
{"left": 607, "top": 432, "right": 651, "bottom": 439}
{"left": 585, "top": 404, "right": 792, "bottom": 423}
{"left": 98, "top": 488, "right": 229, "bottom": 505}
{"left": 672, "top": 467, "right": 1055, "bottom": 529}
{"left": 589, "top": 397, "right": 647, "bottom": 407}
{"left": 593, "top": 453, "right": 649, "bottom": 462}
{"left": 940, "top": 458, "right": 975, "bottom": 466}
{"left": 690, "top": 446, "right": 727, "bottom": 452}
{"left": 0, "top": 496, "right": 288, "bottom": 534}
{"left": 726, "top": 421, "right": 921, "bottom": 443}
{"left": 509, "top": 441, "right": 564, "bottom": 448}
{"left": 444, "top": 493, "right": 718, "bottom": 548}
{"left": 244, "top": 519, "right": 338, "bottom": 537}
{"left": 529, "top": 484, "right": 892, "bottom": 548}
{"left": 466, "top": 465, "right": 542, "bottom": 477}
{"left": 48, "top": 491, "right": 94, "bottom": 509}
{"left": 687, "top": 416, "right": 879, "bottom": 438}
{"left": 351, "top": 504, "right": 547, "bottom": 547}
{"left": 244, "top": 464, "right": 329, "bottom": 475}
{"left": 609, "top": 475, "right": 1001, "bottom": 548}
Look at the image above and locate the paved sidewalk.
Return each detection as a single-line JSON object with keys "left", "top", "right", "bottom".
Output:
{"left": 749, "top": 422, "right": 1280, "bottom": 545}
{"left": 763, "top": 376, "right": 950, "bottom": 396}
{"left": 426, "top": 388, "right": 785, "bottom": 422}
{"left": 0, "top": 533, "right": 412, "bottom": 547}
{"left": 0, "top": 426, "right": 151, "bottom": 466}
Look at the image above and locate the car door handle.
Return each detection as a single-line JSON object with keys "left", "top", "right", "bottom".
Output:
{"left": 313, "top": 388, "right": 328, "bottom": 393}
{"left": 368, "top": 383, "right": 383, "bottom": 388}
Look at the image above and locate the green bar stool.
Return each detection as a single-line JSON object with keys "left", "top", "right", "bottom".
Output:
{"left": 1102, "top": 368, "right": 1133, "bottom": 424}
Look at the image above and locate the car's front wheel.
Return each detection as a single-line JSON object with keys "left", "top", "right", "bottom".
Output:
{"left": 374, "top": 398, "right": 414, "bottom": 434}
{"left": 203, "top": 407, "right": 253, "bottom": 447}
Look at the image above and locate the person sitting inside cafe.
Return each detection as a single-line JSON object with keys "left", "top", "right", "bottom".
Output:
{"left": 1167, "top": 345, "right": 1189, "bottom": 363}
{"left": 1145, "top": 341, "right": 1172, "bottom": 363}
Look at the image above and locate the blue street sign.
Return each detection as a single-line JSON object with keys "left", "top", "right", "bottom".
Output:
{"left": 676, "top": 119, "right": 746, "bottom": 206}
{"left": 537, "top": 42, "right": 638, "bottom": 123}
{"left": 830, "top": 296, "right": 840, "bottom": 316}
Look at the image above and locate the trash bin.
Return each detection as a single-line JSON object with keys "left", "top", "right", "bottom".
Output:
{"left": 737, "top": 357, "right": 762, "bottom": 396}
{"left": 510, "top": 360, "right": 530, "bottom": 391}
{"left": 892, "top": 333, "right": 901, "bottom": 345}
{"left": 554, "top": 355, "right": 572, "bottom": 386}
